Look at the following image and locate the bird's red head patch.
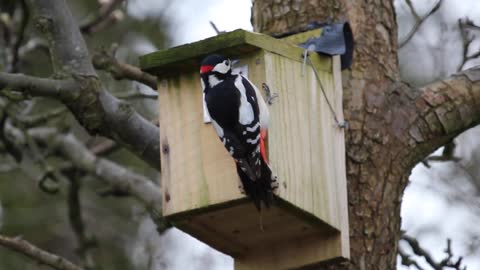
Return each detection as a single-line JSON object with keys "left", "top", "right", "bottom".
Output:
{"left": 200, "top": 65, "right": 214, "bottom": 74}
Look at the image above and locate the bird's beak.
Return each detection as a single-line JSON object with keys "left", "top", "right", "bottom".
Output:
{"left": 230, "top": 59, "right": 239, "bottom": 66}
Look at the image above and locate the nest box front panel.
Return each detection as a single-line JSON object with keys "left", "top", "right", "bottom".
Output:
{"left": 264, "top": 52, "right": 345, "bottom": 229}
{"left": 158, "top": 73, "right": 244, "bottom": 216}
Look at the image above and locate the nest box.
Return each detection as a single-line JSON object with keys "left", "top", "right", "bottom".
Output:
{"left": 140, "top": 29, "right": 349, "bottom": 269}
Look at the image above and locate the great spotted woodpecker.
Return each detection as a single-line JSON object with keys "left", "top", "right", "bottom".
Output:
{"left": 199, "top": 54, "right": 278, "bottom": 210}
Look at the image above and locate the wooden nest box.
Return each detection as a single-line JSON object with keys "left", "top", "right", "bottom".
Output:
{"left": 140, "top": 29, "right": 349, "bottom": 269}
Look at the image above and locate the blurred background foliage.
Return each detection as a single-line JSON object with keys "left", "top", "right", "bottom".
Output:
{"left": 0, "top": 0, "right": 170, "bottom": 269}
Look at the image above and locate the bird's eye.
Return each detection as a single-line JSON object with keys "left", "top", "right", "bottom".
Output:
{"left": 224, "top": 60, "right": 229, "bottom": 66}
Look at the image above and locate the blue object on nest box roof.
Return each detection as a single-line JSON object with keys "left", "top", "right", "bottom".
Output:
{"left": 299, "top": 22, "right": 354, "bottom": 70}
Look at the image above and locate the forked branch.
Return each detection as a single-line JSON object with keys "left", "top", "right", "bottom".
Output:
{"left": 0, "top": 234, "right": 84, "bottom": 270}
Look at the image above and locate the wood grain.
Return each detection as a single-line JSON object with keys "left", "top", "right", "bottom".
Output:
{"left": 155, "top": 30, "right": 349, "bottom": 269}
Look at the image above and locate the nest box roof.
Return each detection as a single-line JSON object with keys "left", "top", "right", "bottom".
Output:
{"left": 139, "top": 29, "right": 328, "bottom": 76}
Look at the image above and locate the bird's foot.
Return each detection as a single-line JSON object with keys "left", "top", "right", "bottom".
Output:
{"left": 262, "top": 83, "right": 279, "bottom": 105}
{"left": 271, "top": 175, "right": 279, "bottom": 195}
{"left": 238, "top": 183, "right": 246, "bottom": 195}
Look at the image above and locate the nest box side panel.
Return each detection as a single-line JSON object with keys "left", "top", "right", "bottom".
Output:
{"left": 158, "top": 73, "right": 243, "bottom": 216}
{"left": 331, "top": 55, "right": 350, "bottom": 259}
{"left": 264, "top": 52, "right": 339, "bottom": 228}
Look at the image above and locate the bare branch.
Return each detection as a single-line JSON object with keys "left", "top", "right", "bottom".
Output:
{"left": 89, "top": 139, "right": 119, "bottom": 156}
{"left": 9, "top": 0, "right": 29, "bottom": 72}
{"left": 31, "top": 0, "right": 96, "bottom": 76}
{"left": 29, "top": 0, "right": 161, "bottom": 169}
{"left": 399, "top": 0, "right": 443, "bottom": 48}
{"left": 65, "top": 170, "right": 97, "bottom": 269}
{"left": 18, "top": 38, "right": 49, "bottom": 58}
{"left": 401, "top": 234, "right": 467, "bottom": 270}
{"left": 17, "top": 107, "right": 68, "bottom": 126}
{"left": 458, "top": 18, "right": 480, "bottom": 71}
{"left": 80, "top": 0, "right": 125, "bottom": 34}
{"left": 92, "top": 49, "right": 157, "bottom": 90}
{"left": 0, "top": 234, "right": 84, "bottom": 270}
{"left": 398, "top": 245, "right": 426, "bottom": 270}
{"left": 26, "top": 127, "right": 163, "bottom": 212}
{"left": 115, "top": 91, "right": 158, "bottom": 100}
{"left": 422, "top": 141, "right": 460, "bottom": 167}
{"left": 209, "top": 21, "right": 224, "bottom": 35}
{"left": 0, "top": 72, "right": 78, "bottom": 99}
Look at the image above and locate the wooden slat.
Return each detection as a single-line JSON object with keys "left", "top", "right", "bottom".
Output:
{"left": 332, "top": 55, "right": 350, "bottom": 259}
{"left": 264, "top": 51, "right": 340, "bottom": 229}
{"left": 235, "top": 233, "right": 343, "bottom": 270}
{"left": 140, "top": 29, "right": 331, "bottom": 76}
{"left": 154, "top": 32, "right": 349, "bottom": 268}
{"left": 174, "top": 201, "right": 337, "bottom": 257}
{"left": 158, "top": 72, "right": 243, "bottom": 215}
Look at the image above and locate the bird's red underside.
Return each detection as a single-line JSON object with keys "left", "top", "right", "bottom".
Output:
{"left": 260, "top": 129, "right": 268, "bottom": 163}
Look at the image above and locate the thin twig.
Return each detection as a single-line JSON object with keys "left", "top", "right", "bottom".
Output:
{"left": 80, "top": 0, "right": 125, "bottom": 34}
{"left": 17, "top": 107, "right": 68, "bottom": 126}
{"left": 401, "top": 234, "right": 467, "bottom": 270}
{"left": 115, "top": 91, "right": 158, "bottom": 100}
{"left": 399, "top": 0, "right": 443, "bottom": 48}
{"left": 92, "top": 49, "right": 157, "bottom": 90}
{"left": 209, "top": 21, "right": 224, "bottom": 35}
{"left": 10, "top": 0, "right": 29, "bottom": 72}
{"left": 422, "top": 141, "right": 461, "bottom": 167}
{"left": 65, "top": 169, "right": 97, "bottom": 269}
{"left": 457, "top": 18, "right": 480, "bottom": 71}
{"left": 0, "top": 72, "right": 78, "bottom": 98}
{"left": 398, "top": 245, "right": 426, "bottom": 270}
{"left": 89, "top": 139, "right": 119, "bottom": 156}
{"left": 0, "top": 234, "right": 85, "bottom": 270}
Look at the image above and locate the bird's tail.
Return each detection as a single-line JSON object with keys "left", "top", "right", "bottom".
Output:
{"left": 236, "top": 158, "right": 277, "bottom": 211}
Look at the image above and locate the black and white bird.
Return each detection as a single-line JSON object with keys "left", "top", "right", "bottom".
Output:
{"left": 199, "top": 54, "right": 278, "bottom": 210}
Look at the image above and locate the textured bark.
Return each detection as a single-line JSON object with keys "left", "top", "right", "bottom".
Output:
{"left": 252, "top": 1, "right": 480, "bottom": 269}
{"left": 28, "top": 0, "right": 160, "bottom": 170}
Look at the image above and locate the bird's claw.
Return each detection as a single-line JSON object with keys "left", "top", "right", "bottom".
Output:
{"left": 238, "top": 184, "right": 246, "bottom": 195}
{"left": 262, "top": 83, "right": 278, "bottom": 105}
{"left": 271, "top": 175, "right": 279, "bottom": 195}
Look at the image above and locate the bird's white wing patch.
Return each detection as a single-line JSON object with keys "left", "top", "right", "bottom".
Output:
{"left": 241, "top": 75, "right": 269, "bottom": 129}
{"left": 234, "top": 76, "right": 254, "bottom": 125}
{"left": 202, "top": 91, "right": 212, "bottom": 123}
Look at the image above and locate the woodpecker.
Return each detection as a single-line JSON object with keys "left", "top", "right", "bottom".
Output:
{"left": 199, "top": 54, "right": 278, "bottom": 210}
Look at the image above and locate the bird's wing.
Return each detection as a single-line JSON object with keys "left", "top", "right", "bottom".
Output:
{"left": 206, "top": 75, "right": 262, "bottom": 179}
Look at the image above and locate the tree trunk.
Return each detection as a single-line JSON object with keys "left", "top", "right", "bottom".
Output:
{"left": 252, "top": 1, "right": 480, "bottom": 269}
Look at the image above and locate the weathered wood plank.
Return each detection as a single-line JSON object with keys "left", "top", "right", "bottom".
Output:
{"left": 140, "top": 29, "right": 330, "bottom": 76}
{"left": 158, "top": 72, "right": 243, "bottom": 215}
{"left": 152, "top": 29, "right": 349, "bottom": 269}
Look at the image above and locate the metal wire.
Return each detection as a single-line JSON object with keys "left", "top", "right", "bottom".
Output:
{"left": 304, "top": 51, "right": 348, "bottom": 129}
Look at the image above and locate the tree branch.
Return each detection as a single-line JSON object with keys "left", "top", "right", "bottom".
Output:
{"left": 0, "top": 234, "right": 84, "bottom": 270}
{"left": 10, "top": 0, "right": 29, "bottom": 72}
{"left": 27, "top": 0, "right": 161, "bottom": 169}
{"left": 458, "top": 18, "right": 480, "bottom": 71}
{"left": 0, "top": 72, "right": 78, "bottom": 99}
{"left": 92, "top": 49, "right": 157, "bottom": 90}
{"left": 26, "top": 127, "right": 163, "bottom": 212}
{"left": 80, "top": 0, "right": 125, "bottom": 34}
{"left": 399, "top": 0, "right": 443, "bottom": 48}
{"left": 398, "top": 66, "right": 480, "bottom": 168}
{"left": 398, "top": 245, "right": 426, "bottom": 270}
{"left": 32, "top": 0, "right": 96, "bottom": 76}
{"left": 401, "top": 234, "right": 466, "bottom": 270}
{"left": 65, "top": 169, "right": 97, "bottom": 269}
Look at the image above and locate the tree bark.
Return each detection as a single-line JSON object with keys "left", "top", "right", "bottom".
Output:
{"left": 252, "top": 1, "right": 480, "bottom": 269}
{"left": 27, "top": 0, "right": 161, "bottom": 169}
